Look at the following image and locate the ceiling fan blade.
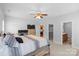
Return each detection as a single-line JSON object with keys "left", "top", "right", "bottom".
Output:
{"left": 42, "top": 14, "right": 48, "bottom": 16}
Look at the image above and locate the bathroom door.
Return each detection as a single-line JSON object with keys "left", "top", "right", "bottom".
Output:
{"left": 49, "top": 24, "right": 53, "bottom": 41}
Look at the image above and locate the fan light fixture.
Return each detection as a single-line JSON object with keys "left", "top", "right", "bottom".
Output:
{"left": 31, "top": 12, "right": 47, "bottom": 19}
{"left": 35, "top": 16, "right": 42, "bottom": 19}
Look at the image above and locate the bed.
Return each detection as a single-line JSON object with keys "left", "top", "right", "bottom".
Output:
{"left": 17, "top": 36, "right": 37, "bottom": 56}
{"left": 0, "top": 35, "right": 48, "bottom": 56}
{"left": 15, "top": 35, "right": 48, "bottom": 56}
{"left": 26, "top": 35, "right": 48, "bottom": 47}
{"left": 0, "top": 37, "right": 10, "bottom": 56}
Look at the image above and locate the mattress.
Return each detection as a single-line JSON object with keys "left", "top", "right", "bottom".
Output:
{"left": 15, "top": 35, "right": 48, "bottom": 48}
{"left": 0, "top": 36, "right": 36, "bottom": 56}
{"left": 20, "top": 40, "right": 37, "bottom": 55}
{"left": 14, "top": 35, "right": 37, "bottom": 55}
{"left": 26, "top": 35, "right": 48, "bottom": 47}
{"left": 15, "top": 35, "right": 48, "bottom": 55}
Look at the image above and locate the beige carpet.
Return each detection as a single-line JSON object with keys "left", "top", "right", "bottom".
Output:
{"left": 50, "top": 42, "right": 77, "bottom": 56}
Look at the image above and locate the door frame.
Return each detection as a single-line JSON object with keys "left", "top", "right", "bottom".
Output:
{"left": 61, "top": 20, "right": 72, "bottom": 45}
{"left": 49, "top": 24, "right": 53, "bottom": 41}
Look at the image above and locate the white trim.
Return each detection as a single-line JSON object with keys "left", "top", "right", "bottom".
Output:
{"left": 2, "top": 19, "right": 4, "bottom": 34}
{"left": 61, "top": 20, "right": 72, "bottom": 45}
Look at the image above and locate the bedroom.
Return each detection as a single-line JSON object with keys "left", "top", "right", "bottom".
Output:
{"left": 1, "top": 3, "right": 79, "bottom": 56}
{"left": 0, "top": 3, "right": 50, "bottom": 56}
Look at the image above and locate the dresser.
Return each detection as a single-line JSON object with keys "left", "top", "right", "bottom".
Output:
{"left": 27, "top": 25, "right": 36, "bottom": 35}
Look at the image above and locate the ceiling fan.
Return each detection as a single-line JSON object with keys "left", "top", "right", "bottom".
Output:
{"left": 30, "top": 10, "right": 48, "bottom": 19}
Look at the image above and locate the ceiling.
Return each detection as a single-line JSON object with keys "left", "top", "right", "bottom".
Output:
{"left": 0, "top": 3, "right": 79, "bottom": 19}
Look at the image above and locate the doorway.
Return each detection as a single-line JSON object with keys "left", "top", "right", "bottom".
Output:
{"left": 62, "top": 22, "right": 72, "bottom": 45}
{"left": 49, "top": 24, "right": 53, "bottom": 42}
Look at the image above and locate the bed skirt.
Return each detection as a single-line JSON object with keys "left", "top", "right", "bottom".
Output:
{"left": 24, "top": 45, "right": 50, "bottom": 56}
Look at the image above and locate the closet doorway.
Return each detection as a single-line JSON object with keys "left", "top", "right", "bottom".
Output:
{"left": 49, "top": 24, "right": 53, "bottom": 42}
{"left": 62, "top": 22, "right": 72, "bottom": 45}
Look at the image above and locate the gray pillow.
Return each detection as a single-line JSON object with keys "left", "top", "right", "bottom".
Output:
{"left": 3, "top": 35, "right": 16, "bottom": 47}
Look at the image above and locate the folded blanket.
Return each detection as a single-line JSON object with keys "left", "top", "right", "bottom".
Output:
{"left": 9, "top": 46, "right": 21, "bottom": 56}
{"left": 3, "top": 34, "right": 21, "bottom": 56}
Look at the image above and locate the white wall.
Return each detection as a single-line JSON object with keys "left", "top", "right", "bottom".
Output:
{"left": 72, "top": 16, "right": 79, "bottom": 48}
{"left": 46, "top": 11, "right": 79, "bottom": 48}
{"left": 0, "top": 8, "right": 4, "bottom": 33}
{"left": 4, "top": 16, "right": 34, "bottom": 34}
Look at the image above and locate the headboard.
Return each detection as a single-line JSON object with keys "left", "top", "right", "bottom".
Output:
{"left": 18, "top": 30, "right": 28, "bottom": 36}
